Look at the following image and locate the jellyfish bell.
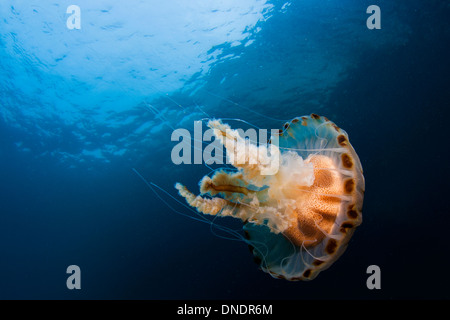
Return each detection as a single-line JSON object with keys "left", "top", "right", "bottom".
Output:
{"left": 176, "top": 114, "right": 364, "bottom": 281}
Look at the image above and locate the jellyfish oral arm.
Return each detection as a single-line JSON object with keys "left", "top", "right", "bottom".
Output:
{"left": 175, "top": 183, "right": 228, "bottom": 216}
{"left": 208, "top": 120, "right": 282, "bottom": 179}
{"left": 175, "top": 119, "right": 319, "bottom": 235}
{"left": 175, "top": 182, "right": 295, "bottom": 234}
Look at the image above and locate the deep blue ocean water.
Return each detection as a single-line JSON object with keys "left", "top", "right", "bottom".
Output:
{"left": 0, "top": 0, "right": 449, "bottom": 299}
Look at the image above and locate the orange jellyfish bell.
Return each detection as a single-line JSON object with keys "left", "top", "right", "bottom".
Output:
{"left": 176, "top": 114, "right": 364, "bottom": 280}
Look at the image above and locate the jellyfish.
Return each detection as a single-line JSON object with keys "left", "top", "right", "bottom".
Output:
{"left": 175, "top": 114, "right": 364, "bottom": 281}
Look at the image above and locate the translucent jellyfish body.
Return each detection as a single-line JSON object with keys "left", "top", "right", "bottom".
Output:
{"left": 176, "top": 114, "right": 364, "bottom": 280}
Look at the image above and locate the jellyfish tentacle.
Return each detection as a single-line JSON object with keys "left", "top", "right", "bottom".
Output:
{"left": 133, "top": 169, "right": 246, "bottom": 241}
{"left": 200, "top": 89, "right": 288, "bottom": 122}
{"left": 312, "top": 215, "right": 345, "bottom": 241}
{"left": 301, "top": 242, "right": 327, "bottom": 262}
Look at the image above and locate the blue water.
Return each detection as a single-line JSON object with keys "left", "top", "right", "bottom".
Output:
{"left": 1, "top": 0, "right": 449, "bottom": 299}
